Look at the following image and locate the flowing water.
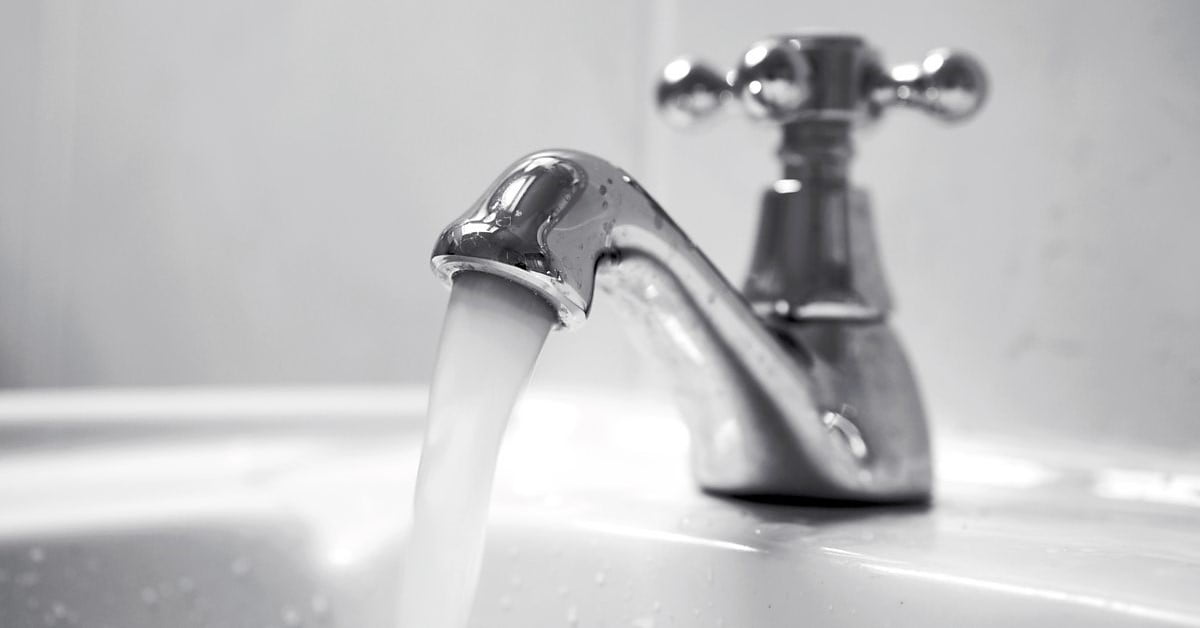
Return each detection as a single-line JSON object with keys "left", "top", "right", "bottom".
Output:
{"left": 397, "top": 272, "right": 555, "bottom": 628}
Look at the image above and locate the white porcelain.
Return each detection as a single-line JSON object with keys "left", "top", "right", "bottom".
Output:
{"left": 0, "top": 387, "right": 1196, "bottom": 627}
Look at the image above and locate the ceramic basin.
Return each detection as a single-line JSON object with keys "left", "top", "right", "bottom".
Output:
{"left": 0, "top": 387, "right": 1196, "bottom": 627}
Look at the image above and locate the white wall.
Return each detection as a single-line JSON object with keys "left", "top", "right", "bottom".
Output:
{"left": 0, "top": 0, "right": 649, "bottom": 387}
{"left": 2, "top": 1, "right": 1198, "bottom": 449}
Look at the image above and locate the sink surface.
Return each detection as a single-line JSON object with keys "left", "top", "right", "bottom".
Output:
{"left": 0, "top": 387, "right": 1197, "bottom": 627}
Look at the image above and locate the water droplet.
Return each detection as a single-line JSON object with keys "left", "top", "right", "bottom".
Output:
{"left": 599, "top": 184, "right": 608, "bottom": 196}
{"left": 29, "top": 547, "right": 45, "bottom": 563}
{"left": 281, "top": 606, "right": 302, "bottom": 626}
{"left": 566, "top": 604, "right": 579, "bottom": 625}
{"left": 594, "top": 571, "right": 606, "bottom": 586}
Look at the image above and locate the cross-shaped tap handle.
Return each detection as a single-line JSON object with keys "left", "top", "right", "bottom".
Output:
{"left": 657, "top": 34, "right": 987, "bottom": 128}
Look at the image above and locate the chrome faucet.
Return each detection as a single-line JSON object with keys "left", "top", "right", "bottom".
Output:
{"left": 431, "top": 34, "right": 987, "bottom": 503}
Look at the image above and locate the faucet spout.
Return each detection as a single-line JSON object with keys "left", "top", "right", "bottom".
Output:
{"left": 432, "top": 149, "right": 930, "bottom": 502}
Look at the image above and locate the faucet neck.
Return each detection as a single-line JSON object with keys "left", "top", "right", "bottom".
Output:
{"left": 744, "top": 119, "right": 891, "bottom": 322}
{"left": 779, "top": 119, "right": 854, "bottom": 185}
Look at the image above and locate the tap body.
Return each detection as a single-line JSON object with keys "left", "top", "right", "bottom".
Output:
{"left": 429, "top": 33, "right": 987, "bottom": 502}
{"left": 431, "top": 148, "right": 930, "bottom": 502}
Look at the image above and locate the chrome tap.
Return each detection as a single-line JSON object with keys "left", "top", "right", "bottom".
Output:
{"left": 431, "top": 34, "right": 987, "bottom": 502}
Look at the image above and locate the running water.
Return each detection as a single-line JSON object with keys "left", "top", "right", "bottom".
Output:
{"left": 397, "top": 272, "right": 555, "bottom": 628}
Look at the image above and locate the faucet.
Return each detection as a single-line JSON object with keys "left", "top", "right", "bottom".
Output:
{"left": 430, "top": 34, "right": 987, "bottom": 503}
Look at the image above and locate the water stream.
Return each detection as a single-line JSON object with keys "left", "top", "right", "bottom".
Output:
{"left": 397, "top": 272, "right": 555, "bottom": 628}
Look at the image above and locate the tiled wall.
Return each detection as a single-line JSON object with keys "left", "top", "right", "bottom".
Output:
{"left": 2, "top": 1, "right": 1198, "bottom": 449}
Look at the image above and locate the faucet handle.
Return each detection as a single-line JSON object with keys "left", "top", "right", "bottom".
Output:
{"left": 656, "top": 35, "right": 987, "bottom": 128}
{"left": 655, "top": 39, "right": 814, "bottom": 127}
{"left": 867, "top": 49, "right": 988, "bottom": 122}
{"left": 655, "top": 57, "right": 735, "bottom": 127}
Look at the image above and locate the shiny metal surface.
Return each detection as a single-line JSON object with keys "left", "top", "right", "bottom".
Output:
{"left": 656, "top": 34, "right": 987, "bottom": 126}
{"left": 730, "top": 38, "right": 813, "bottom": 123}
{"left": 656, "top": 58, "right": 731, "bottom": 128}
{"left": 432, "top": 32, "right": 986, "bottom": 502}
{"left": 868, "top": 48, "right": 989, "bottom": 122}
{"left": 746, "top": 122, "right": 893, "bottom": 320}
{"left": 657, "top": 35, "right": 986, "bottom": 319}
{"left": 431, "top": 149, "right": 929, "bottom": 501}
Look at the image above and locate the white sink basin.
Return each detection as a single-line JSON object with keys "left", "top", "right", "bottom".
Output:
{"left": 0, "top": 387, "right": 1197, "bottom": 627}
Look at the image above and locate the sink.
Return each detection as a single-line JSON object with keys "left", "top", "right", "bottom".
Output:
{"left": 0, "top": 387, "right": 1197, "bottom": 627}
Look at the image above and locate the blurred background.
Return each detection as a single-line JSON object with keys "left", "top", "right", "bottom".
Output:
{"left": 1, "top": 0, "right": 1198, "bottom": 449}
